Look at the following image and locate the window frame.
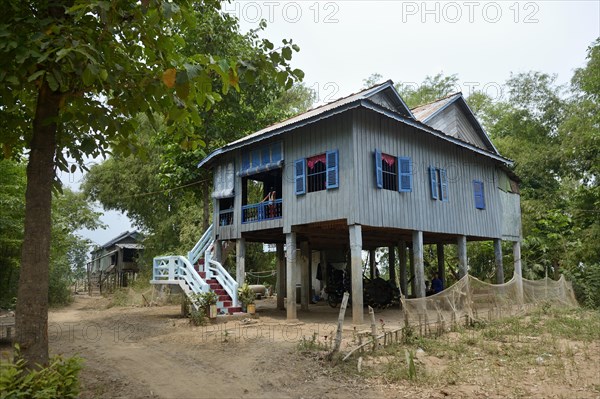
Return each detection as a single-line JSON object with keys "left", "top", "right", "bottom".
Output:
{"left": 429, "top": 166, "right": 448, "bottom": 202}
{"left": 294, "top": 149, "right": 339, "bottom": 195}
{"left": 375, "top": 149, "right": 412, "bottom": 192}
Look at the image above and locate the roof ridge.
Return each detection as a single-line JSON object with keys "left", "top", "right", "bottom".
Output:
{"left": 410, "top": 91, "right": 462, "bottom": 110}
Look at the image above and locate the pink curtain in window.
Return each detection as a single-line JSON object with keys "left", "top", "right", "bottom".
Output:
{"left": 307, "top": 154, "right": 326, "bottom": 169}
{"left": 382, "top": 154, "right": 395, "bottom": 165}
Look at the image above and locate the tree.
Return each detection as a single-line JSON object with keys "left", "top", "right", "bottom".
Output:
{"left": 396, "top": 73, "right": 460, "bottom": 108}
{"left": 0, "top": 1, "right": 302, "bottom": 366}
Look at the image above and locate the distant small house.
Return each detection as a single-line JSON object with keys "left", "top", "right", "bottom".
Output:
{"left": 87, "top": 231, "right": 143, "bottom": 293}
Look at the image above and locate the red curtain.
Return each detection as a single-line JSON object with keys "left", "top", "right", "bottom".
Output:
{"left": 382, "top": 154, "right": 395, "bottom": 166}
{"left": 307, "top": 154, "right": 326, "bottom": 169}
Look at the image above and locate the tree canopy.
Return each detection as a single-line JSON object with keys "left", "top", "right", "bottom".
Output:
{"left": 0, "top": 0, "right": 303, "bottom": 367}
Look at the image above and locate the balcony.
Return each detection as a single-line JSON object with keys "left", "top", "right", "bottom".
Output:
{"left": 219, "top": 209, "right": 234, "bottom": 226}
{"left": 242, "top": 199, "right": 283, "bottom": 223}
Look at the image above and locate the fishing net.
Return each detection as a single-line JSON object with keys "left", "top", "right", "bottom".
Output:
{"left": 400, "top": 274, "right": 578, "bottom": 328}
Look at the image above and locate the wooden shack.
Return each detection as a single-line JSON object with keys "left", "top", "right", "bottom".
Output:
{"left": 193, "top": 81, "right": 522, "bottom": 324}
{"left": 87, "top": 231, "right": 143, "bottom": 294}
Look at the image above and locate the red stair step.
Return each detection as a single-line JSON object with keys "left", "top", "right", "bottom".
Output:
{"left": 221, "top": 301, "right": 232, "bottom": 308}
{"left": 227, "top": 307, "right": 242, "bottom": 314}
{"left": 214, "top": 289, "right": 226, "bottom": 295}
{"left": 218, "top": 294, "right": 230, "bottom": 301}
{"left": 198, "top": 272, "right": 206, "bottom": 278}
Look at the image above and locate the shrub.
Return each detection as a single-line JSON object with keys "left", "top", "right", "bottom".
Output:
{"left": 0, "top": 346, "right": 83, "bottom": 398}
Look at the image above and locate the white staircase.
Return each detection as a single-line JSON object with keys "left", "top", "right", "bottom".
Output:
{"left": 151, "top": 224, "right": 240, "bottom": 314}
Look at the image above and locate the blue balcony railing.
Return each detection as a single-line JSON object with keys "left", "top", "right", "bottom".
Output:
{"left": 219, "top": 209, "right": 234, "bottom": 226}
{"left": 242, "top": 199, "right": 283, "bottom": 223}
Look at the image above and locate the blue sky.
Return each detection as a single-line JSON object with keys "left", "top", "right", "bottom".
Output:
{"left": 68, "top": 0, "right": 599, "bottom": 249}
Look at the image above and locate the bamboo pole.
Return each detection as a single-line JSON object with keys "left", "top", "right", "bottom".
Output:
{"left": 328, "top": 292, "right": 350, "bottom": 359}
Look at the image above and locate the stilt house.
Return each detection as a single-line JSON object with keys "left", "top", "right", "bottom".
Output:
{"left": 151, "top": 81, "right": 522, "bottom": 323}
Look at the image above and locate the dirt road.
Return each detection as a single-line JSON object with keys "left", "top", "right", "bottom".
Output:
{"left": 49, "top": 296, "right": 371, "bottom": 399}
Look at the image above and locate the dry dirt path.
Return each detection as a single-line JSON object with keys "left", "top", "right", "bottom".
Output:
{"left": 49, "top": 296, "right": 371, "bottom": 399}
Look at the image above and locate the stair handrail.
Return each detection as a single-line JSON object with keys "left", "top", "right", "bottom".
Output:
{"left": 153, "top": 255, "right": 209, "bottom": 299}
{"left": 205, "top": 243, "right": 239, "bottom": 308}
{"left": 188, "top": 224, "right": 214, "bottom": 266}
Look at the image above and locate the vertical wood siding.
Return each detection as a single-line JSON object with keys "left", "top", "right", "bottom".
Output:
{"left": 352, "top": 108, "right": 507, "bottom": 239}
{"left": 212, "top": 106, "right": 519, "bottom": 242}
{"left": 427, "top": 103, "right": 487, "bottom": 149}
{"left": 282, "top": 113, "right": 355, "bottom": 233}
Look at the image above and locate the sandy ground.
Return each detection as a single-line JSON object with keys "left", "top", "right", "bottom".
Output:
{"left": 3, "top": 295, "right": 597, "bottom": 398}
{"left": 46, "top": 295, "right": 380, "bottom": 399}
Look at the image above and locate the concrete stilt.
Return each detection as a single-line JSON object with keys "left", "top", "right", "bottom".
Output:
{"left": 349, "top": 225, "right": 364, "bottom": 325}
{"left": 457, "top": 235, "right": 468, "bottom": 279}
{"left": 286, "top": 233, "right": 297, "bottom": 320}
{"left": 412, "top": 231, "right": 425, "bottom": 298}
{"left": 276, "top": 243, "right": 285, "bottom": 310}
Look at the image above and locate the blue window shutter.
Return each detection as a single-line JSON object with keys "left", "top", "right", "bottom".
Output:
{"left": 294, "top": 159, "right": 306, "bottom": 195}
{"left": 398, "top": 157, "right": 412, "bottom": 192}
{"left": 326, "top": 150, "right": 339, "bottom": 189}
{"left": 375, "top": 149, "right": 383, "bottom": 189}
{"left": 473, "top": 180, "right": 485, "bottom": 209}
{"left": 440, "top": 168, "right": 449, "bottom": 202}
{"left": 241, "top": 153, "right": 250, "bottom": 171}
{"left": 429, "top": 166, "right": 438, "bottom": 199}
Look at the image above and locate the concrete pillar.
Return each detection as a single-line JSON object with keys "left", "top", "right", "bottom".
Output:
{"left": 457, "top": 235, "right": 468, "bottom": 279}
{"left": 276, "top": 243, "right": 285, "bottom": 310}
{"left": 349, "top": 225, "right": 364, "bottom": 325}
{"left": 214, "top": 240, "right": 222, "bottom": 264}
{"left": 320, "top": 250, "right": 327, "bottom": 292}
{"left": 409, "top": 246, "right": 415, "bottom": 295}
{"left": 388, "top": 246, "right": 396, "bottom": 285}
{"left": 412, "top": 231, "right": 425, "bottom": 298}
{"left": 494, "top": 239, "right": 504, "bottom": 284}
{"left": 436, "top": 243, "right": 445, "bottom": 289}
{"left": 236, "top": 238, "right": 246, "bottom": 285}
{"left": 286, "top": 233, "right": 297, "bottom": 320}
{"left": 399, "top": 240, "right": 407, "bottom": 296}
{"left": 369, "top": 249, "right": 376, "bottom": 279}
{"left": 300, "top": 241, "right": 310, "bottom": 311}
{"left": 513, "top": 241, "right": 524, "bottom": 304}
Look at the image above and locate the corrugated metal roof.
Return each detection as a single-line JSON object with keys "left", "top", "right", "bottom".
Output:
{"left": 198, "top": 82, "right": 508, "bottom": 168}
{"left": 410, "top": 92, "right": 461, "bottom": 122}
{"left": 116, "top": 243, "right": 144, "bottom": 250}
{"left": 199, "top": 81, "right": 408, "bottom": 168}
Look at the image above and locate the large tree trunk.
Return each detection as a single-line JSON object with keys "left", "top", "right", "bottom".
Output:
{"left": 15, "top": 81, "right": 60, "bottom": 367}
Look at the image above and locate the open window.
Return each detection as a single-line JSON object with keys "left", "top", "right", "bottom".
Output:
{"left": 241, "top": 168, "right": 283, "bottom": 223}
{"left": 295, "top": 150, "right": 339, "bottom": 195}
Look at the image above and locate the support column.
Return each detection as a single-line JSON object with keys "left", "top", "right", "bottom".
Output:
{"left": 320, "top": 250, "right": 327, "bottom": 292}
{"left": 388, "top": 246, "right": 396, "bottom": 285}
{"left": 494, "top": 239, "right": 504, "bottom": 284}
{"left": 286, "top": 233, "right": 297, "bottom": 320}
{"left": 349, "top": 225, "right": 364, "bottom": 325}
{"left": 436, "top": 243, "right": 445, "bottom": 289}
{"left": 236, "top": 238, "right": 246, "bottom": 286}
{"left": 276, "top": 243, "right": 285, "bottom": 310}
{"left": 513, "top": 240, "right": 524, "bottom": 304}
{"left": 412, "top": 231, "right": 425, "bottom": 298}
{"left": 369, "top": 249, "right": 376, "bottom": 279}
{"left": 214, "top": 240, "right": 222, "bottom": 264}
{"left": 409, "top": 246, "right": 415, "bottom": 296}
{"left": 457, "top": 235, "right": 468, "bottom": 279}
{"left": 300, "top": 241, "right": 310, "bottom": 311}
{"left": 399, "top": 240, "right": 407, "bottom": 297}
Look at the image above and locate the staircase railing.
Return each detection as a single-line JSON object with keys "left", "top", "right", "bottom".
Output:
{"left": 152, "top": 255, "right": 209, "bottom": 309}
{"left": 188, "top": 224, "right": 214, "bottom": 266}
{"left": 205, "top": 243, "right": 239, "bottom": 307}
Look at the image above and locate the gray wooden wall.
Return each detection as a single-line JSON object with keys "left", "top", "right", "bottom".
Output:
{"left": 213, "top": 107, "right": 521, "bottom": 242}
